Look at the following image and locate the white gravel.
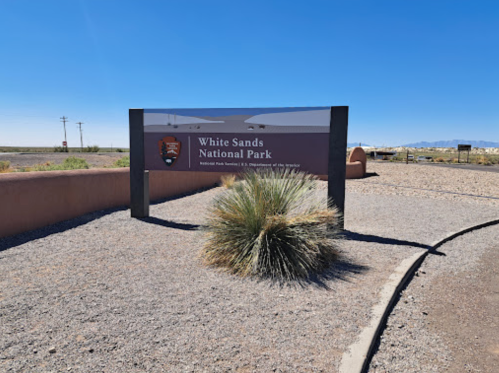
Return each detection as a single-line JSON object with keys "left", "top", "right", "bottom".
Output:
{"left": 1, "top": 162, "right": 499, "bottom": 372}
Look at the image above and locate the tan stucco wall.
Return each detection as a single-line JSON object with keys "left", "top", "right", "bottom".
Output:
{"left": 0, "top": 149, "right": 367, "bottom": 239}
{"left": 0, "top": 169, "right": 223, "bottom": 239}
{"left": 148, "top": 170, "right": 226, "bottom": 201}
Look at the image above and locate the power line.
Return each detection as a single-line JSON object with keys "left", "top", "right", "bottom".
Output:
{"left": 76, "top": 122, "right": 84, "bottom": 152}
{"left": 60, "top": 116, "right": 69, "bottom": 152}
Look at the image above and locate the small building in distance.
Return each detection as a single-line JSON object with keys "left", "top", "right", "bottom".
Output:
{"left": 369, "top": 151, "right": 397, "bottom": 160}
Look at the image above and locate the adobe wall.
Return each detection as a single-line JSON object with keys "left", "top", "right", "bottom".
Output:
{"left": 0, "top": 169, "right": 224, "bottom": 239}
{"left": 0, "top": 148, "right": 366, "bottom": 239}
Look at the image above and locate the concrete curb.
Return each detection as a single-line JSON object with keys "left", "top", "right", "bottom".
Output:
{"left": 339, "top": 218, "right": 499, "bottom": 373}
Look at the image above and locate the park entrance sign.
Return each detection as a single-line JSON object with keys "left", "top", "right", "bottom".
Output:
{"left": 143, "top": 107, "right": 331, "bottom": 174}
{"left": 129, "top": 107, "right": 349, "bottom": 226}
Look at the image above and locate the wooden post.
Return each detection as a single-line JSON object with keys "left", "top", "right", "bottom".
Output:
{"left": 328, "top": 106, "right": 349, "bottom": 230}
{"left": 129, "top": 109, "right": 149, "bottom": 218}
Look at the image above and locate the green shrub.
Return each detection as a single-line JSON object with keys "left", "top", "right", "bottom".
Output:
{"left": 61, "top": 156, "right": 90, "bottom": 169}
{"left": 33, "top": 157, "right": 90, "bottom": 171}
{"left": 116, "top": 148, "right": 123, "bottom": 153}
{"left": 53, "top": 146, "right": 67, "bottom": 152}
{"left": 83, "top": 145, "right": 100, "bottom": 153}
{"left": 0, "top": 160, "right": 10, "bottom": 172}
{"left": 202, "top": 168, "right": 342, "bottom": 281}
{"left": 113, "top": 156, "right": 130, "bottom": 167}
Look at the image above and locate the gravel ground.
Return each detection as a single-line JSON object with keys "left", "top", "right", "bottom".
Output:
{"left": 346, "top": 162, "right": 499, "bottom": 206}
{"left": 0, "top": 152, "right": 128, "bottom": 169}
{"left": 368, "top": 225, "right": 499, "bottom": 373}
{"left": 355, "top": 163, "right": 499, "bottom": 372}
{"left": 415, "top": 162, "right": 499, "bottom": 174}
{"left": 1, "top": 163, "right": 499, "bottom": 372}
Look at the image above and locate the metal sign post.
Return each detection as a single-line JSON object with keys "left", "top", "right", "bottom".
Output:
{"left": 328, "top": 106, "right": 348, "bottom": 229}
{"left": 458, "top": 144, "right": 471, "bottom": 164}
{"left": 129, "top": 109, "right": 149, "bottom": 218}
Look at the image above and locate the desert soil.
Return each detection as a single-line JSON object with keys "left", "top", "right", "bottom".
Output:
{"left": 0, "top": 152, "right": 128, "bottom": 169}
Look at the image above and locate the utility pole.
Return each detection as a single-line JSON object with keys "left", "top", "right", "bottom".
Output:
{"left": 60, "top": 116, "right": 69, "bottom": 152}
{"left": 76, "top": 122, "right": 84, "bottom": 152}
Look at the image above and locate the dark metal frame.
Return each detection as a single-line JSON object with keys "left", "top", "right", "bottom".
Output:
{"left": 457, "top": 144, "right": 471, "bottom": 164}
{"left": 328, "top": 106, "right": 349, "bottom": 229}
{"left": 129, "top": 109, "right": 149, "bottom": 218}
{"left": 130, "top": 106, "right": 349, "bottom": 227}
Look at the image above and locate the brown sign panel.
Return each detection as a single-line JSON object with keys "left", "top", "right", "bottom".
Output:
{"left": 143, "top": 107, "right": 330, "bottom": 174}
{"left": 130, "top": 106, "right": 349, "bottom": 224}
{"left": 458, "top": 144, "right": 471, "bottom": 151}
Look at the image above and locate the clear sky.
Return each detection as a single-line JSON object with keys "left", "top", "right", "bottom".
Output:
{"left": 1, "top": 0, "right": 498, "bottom": 147}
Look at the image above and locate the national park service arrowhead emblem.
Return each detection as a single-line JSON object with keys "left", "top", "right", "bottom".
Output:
{"left": 158, "top": 136, "right": 181, "bottom": 167}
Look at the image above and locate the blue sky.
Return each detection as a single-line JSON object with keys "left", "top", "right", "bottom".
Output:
{"left": 1, "top": 0, "right": 498, "bottom": 147}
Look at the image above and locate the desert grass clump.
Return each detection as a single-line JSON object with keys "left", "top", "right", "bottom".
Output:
{"left": 59, "top": 157, "right": 90, "bottom": 169}
{"left": 53, "top": 146, "right": 67, "bottom": 152}
{"left": 0, "top": 160, "right": 10, "bottom": 172}
{"left": 434, "top": 157, "right": 445, "bottom": 163}
{"left": 476, "top": 155, "right": 492, "bottom": 165}
{"left": 83, "top": 145, "right": 100, "bottom": 152}
{"left": 220, "top": 174, "right": 237, "bottom": 188}
{"left": 202, "top": 168, "right": 342, "bottom": 281}
{"left": 33, "top": 157, "right": 90, "bottom": 171}
{"left": 113, "top": 156, "right": 130, "bottom": 167}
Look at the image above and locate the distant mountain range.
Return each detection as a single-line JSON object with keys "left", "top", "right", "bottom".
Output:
{"left": 401, "top": 140, "right": 499, "bottom": 148}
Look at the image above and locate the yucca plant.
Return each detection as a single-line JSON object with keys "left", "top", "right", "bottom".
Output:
{"left": 202, "top": 168, "right": 342, "bottom": 281}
